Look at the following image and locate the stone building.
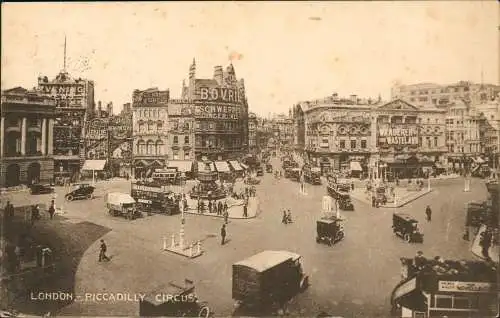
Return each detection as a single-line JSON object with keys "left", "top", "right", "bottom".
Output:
{"left": 131, "top": 88, "right": 170, "bottom": 178}
{"left": 248, "top": 112, "right": 258, "bottom": 153}
{"left": 1, "top": 87, "right": 55, "bottom": 187}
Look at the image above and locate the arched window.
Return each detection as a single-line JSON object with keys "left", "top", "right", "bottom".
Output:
{"left": 173, "top": 136, "right": 178, "bottom": 144}
{"left": 184, "top": 136, "right": 189, "bottom": 144}
{"left": 146, "top": 140, "right": 154, "bottom": 154}
{"left": 137, "top": 139, "right": 145, "bottom": 154}
{"left": 155, "top": 140, "right": 164, "bottom": 155}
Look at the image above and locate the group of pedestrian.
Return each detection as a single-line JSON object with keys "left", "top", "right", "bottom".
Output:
{"left": 274, "top": 170, "right": 282, "bottom": 179}
{"left": 202, "top": 199, "right": 228, "bottom": 216}
{"left": 479, "top": 228, "right": 493, "bottom": 259}
{"left": 282, "top": 209, "right": 293, "bottom": 224}
{"left": 245, "top": 186, "right": 256, "bottom": 197}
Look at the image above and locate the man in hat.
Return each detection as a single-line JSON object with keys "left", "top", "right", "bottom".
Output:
{"left": 220, "top": 224, "right": 227, "bottom": 245}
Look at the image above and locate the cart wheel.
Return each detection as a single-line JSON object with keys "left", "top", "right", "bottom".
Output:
{"left": 198, "top": 306, "right": 210, "bottom": 318}
{"left": 404, "top": 234, "right": 411, "bottom": 243}
{"left": 66, "top": 195, "right": 73, "bottom": 201}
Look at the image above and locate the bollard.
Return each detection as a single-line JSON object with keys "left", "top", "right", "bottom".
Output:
{"left": 163, "top": 236, "right": 167, "bottom": 250}
{"left": 427, "top": 178, "right": 431, "bottom": 191}
{"left": 171, "top": 234, "right": 176, "bottom": 248}
{"left": 179, "top": 226, "right": 185, "bottom": 250}
{"left": 197, "top": 240, "right": 201, "bottom": 254}
{"left": 464, "top": 179, "right": 470, "bottom": 192}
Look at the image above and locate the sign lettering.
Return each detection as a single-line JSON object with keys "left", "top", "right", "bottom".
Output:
{"left": 133, "top": 90, "right": 169, "bottom": 106}
{"left": 438, "top": 281, "right": 494, "bottom": 293}
{"left": 378, "top": 124, "right": 419, "bottom": 145}
{"left": 194, "top": 104, "right": 241, "bottom": 120}
{"left": 199, "top": 87, "right": 243, "bottom": 103}
{"left": 132, "top": 184, "right": 168, "bottom": 193}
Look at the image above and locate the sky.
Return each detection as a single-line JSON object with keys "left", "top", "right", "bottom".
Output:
{"left": 2, "top": 1, "right": 499, "bottom": 117}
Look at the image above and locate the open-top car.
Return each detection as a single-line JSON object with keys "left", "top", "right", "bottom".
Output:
{"left": 392, "top": 213, "right": 423, "bottom": 243}
{"left": 65, "top": 183, "right": 95, "bottom": 201}
{"left": 29, "top": 184, "right": 54, "bottom": 195}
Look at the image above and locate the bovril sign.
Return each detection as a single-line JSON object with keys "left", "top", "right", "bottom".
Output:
{"left": 199, "top": 87, "right": 244, "bottom": 103}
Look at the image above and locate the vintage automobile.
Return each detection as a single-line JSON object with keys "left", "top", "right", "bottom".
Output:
{"left": 289, "top": 168, "right": 301, "bottom": 182}
{"left": 374, "top": 186, "right": 387, "bottom": 206}
{"left": 266, "top": 163, "right": 273, "bottom": 173}
{"left": 232, "top": 250, "right": 309, "bottom": 315}
{"left": 316, "top": 216, "right": 345, "bottom": 245}
{"left": 29, "top": 184, "right": 54, "bottom": 195}
{"left": 303, "top": 166, "right": 322, "bottom": 185}
{"left": 105, "top": 192, "right": 142, "bottom": 220}
{"left": 139, "top": 279, "right": 212, "bottom": 317}
{"left": 131, "top": 182, "right": 180, "bottom": 215}
{"left": 392, "top": 213, "right": 424, "bottom": 243}
{"left": 65, "top": 183, "right": 95, "bottom": 201}
{"left": 338, "top": 192, "right": 354, "bottom": 211}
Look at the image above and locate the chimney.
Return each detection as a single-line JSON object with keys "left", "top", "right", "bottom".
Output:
{"left": 350, "top": 94, "right": 357, "bottom": 104}
{"left": 214, "top": 66, "right": 223, "bottom": 85}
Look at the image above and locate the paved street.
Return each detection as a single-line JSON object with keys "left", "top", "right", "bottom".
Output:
{"left": 3, "top": 157, "right": 490, "bottom": 317}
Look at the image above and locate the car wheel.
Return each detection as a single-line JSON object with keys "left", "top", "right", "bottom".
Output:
{"left": 86, "top": 194, "right": 92, "bottom": 200}
{"left": 404, "top": 234, "right": 411, "bottom": 243}
{"left": 66, "top": 195, "right": 74, "bottom": 201}
{"left": 198, "top": 306, "right": 210, "bottom": 318}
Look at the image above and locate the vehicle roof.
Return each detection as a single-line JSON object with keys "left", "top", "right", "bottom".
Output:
{"left": 393, "top": 213, "right": 417, "bottom": 222}
{"left": 234, "top": 250, "right": 301, "bottom": 272}
{"left": 74, "top": 183, "right": 90, "bottom": 186}
{"left": 106, "top": 192, "right": 136, "bottom": 204}
{"left": 317, "top": 219, "right": 337, "bottom": 224}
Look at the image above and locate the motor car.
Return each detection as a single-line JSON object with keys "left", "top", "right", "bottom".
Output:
{"left": 105, "top": 192, "right": 142, "bottom": 220}
{"left": 65, "top": 183, "right": 95, "bottom": 201}
{"left": 316, "top": 216, "right": 345, "bottom": 245}
{"left": 244, "top": 177, "right": 261, "bottom": 185}
{"left": 29, "top": 184, "right": 54, "bottom": 195}
{"left": 392, "top": 213, "right": 423, "bottom": 243}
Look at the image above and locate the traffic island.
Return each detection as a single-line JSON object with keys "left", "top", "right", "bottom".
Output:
{"left": 183, "top": 197, "right": 259, "bottom": 219}
{"left": 350, "top": 188, "right": 433, "bottom": 208}
{"left": 162, "top": 233, "right": 203, "bottom": 259}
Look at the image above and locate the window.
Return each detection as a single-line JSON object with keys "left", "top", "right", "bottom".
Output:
{"left": 361, "top": 140, "right": 367, "bottom": 148}
{"left": 184, "top": 151, "right": 190, "bottom": 160}
{"left": 155, "top": 140, "right": 164, "bottom": 155}
{"left": 146, "top": 140, "right": 154, "bottom": 154}
{"left": 435, "top": 295, "right": 453, "bottom": 308}
{"left": 426, "top": 137, "right": 431, "bottom": 148}
{"left": 173, "top": 136, "right": 178, "bottom": 144}
{"left": 184, "top": 136, "right": 189, "bottom": 144}
{"left": 196, "top": 122, "right": 201, "bottom": 129}
{"left": 209, "top": 122, "right": 214, "bottom": 129}
{"left": 173, "top": 151, "right": 179, "bottom": 160}
{"left": 434, "top": 137, "right": 438, "bottom": 147}
{"left": 340, "top": 140, "right": 345, "bottom": 149}
{"left": 148, "top": 122, "right": 153, "bottom": 131}
{"left": 350, "top": 140, "right": 356, "bottom": 149}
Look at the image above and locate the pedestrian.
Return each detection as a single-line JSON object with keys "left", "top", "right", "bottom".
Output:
{"left": 223, "top": 201, "right": 228, "bottom": 213}
{"left": 425, "top": 205, "right": 432, "bottom": 222}
{"left": 208, "top": 200, "right": 212, "bottom": 214}
{"left": 371, "top": 195, "right": 376, "bottom": 208}
{"left": 282, "top": 210, "right": 288, "bottom": 225}
{"left": 351, "top": 182, "right": 354, "bottom": 191}
{"left": 220, "top": 224, "right": 226, "bottom": 245}
{"left": 224, "top": 210, "right": 229, "bottom": 224}
{"left": 287, "top": 210, "right": 293, "bottom": 223}
{"left": 413, "top": 251, "right": 426, "bottom": 271}
{"left": 480, "top": 229, "right": 492, "bottom": 259}
{"left": 243, "top": 204, "right": 248, "bottom": 218}
{"left": 48, "top": 200, "right": 55, "bottom": 220}
{"left": 98, "top": 239, "right": 110, "bottom": 262}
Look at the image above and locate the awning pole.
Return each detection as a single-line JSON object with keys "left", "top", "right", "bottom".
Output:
{"left": 93, "top": 169, "right": 95, "bottom": 185}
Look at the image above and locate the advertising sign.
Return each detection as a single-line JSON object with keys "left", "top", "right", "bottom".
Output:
{"left": 199, "top": 87, "right": 244, "bottom": 103}
{"left": 378, "top": 124, "right": 418, "bottom": 145}
{"left": 438, "top": 281, "right": 494, "bottom": 293}
{"left": 40, "top": 84, "right": 85, "bottom": 96}
{"left": 132, "top": 90, "right": 169, "bottom": 106}
{"left": 194, "top": 104, "right": 241, "bottom": 120}
{"left": 393, "top": 278, "right": 417, "bottom": 300}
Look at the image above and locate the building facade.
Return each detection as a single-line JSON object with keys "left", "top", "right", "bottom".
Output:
{"left": 476, "top": 98, "right": 500, "bottom": 168}
{"left": 294, "top": 94, "right": 447, "bottom": 178}
{"left": 131, "top": 88, "right": 170, "bottom": 178}
{"left": 166, "top": 99, "right": 195, "bottom": 162}
{"left": 1, "top": 87, "right": 55, "bottom": 187}
{"left": 181, "top": 59, "right": 249, "bottom": 160}
{"left": 36, "top": 70, "right": 95, "bottom": 181}
{"left": 392, "top": 81, "right": 500, "bottom": 107}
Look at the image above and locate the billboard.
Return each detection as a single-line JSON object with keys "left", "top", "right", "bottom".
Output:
{"left": 199, "top": 87, "right": 244, "bottom": 104}
{"left": 378, "top": 124, "right": 418, "bottom": 146}
{"left": 132, "top": 89, "right": 169, "bottom": 106}
{"left": 194, "top": 104, "right": 241, "bottom": 120}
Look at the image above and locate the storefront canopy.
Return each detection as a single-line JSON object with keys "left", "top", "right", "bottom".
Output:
{"left": 82, "top": 160, "right": 106, "bottom": 171}
{"left": 168, "top": 160, "right": 193, "bottom": 172}
{"left": 350, "top": 161, "right": 363, "bottom": 171}
{"left": 229, "top": 160, "right": 243, "bottom": 171}
{"left": 214, "top": 161, "right": 231, "bottom": 173}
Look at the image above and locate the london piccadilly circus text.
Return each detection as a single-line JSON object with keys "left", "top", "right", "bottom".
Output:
{"left": 30, "top": 291, "right": 197, "bottom": 303}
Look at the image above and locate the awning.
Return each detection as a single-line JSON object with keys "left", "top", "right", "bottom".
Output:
{"left": 82, "top": 160, "right": 106, "bottom": 171}
{"left": 350, "top": 161, "right": 363, "bottom": 171}
{"left": 214, "top": 161, "right": 231, "bottom": 173}
{"left": 229, "top": 160, "right": 243, "bottom": 171}
{"left": 168, "top": 160, "right": 193, "bottom": 172}
{"left": 198, "top": 161, "right": 216, "bottom": 172}
{"left": 240, "top": 163, "right": 249, "bottom": 170}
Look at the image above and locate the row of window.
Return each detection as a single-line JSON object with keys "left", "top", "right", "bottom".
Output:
{"left": 408, "top": 86, "right": 469, "bottom": 96}
{"left": 136, "top": 140, "right": 164, "bottom": 155}
{"left": 136, "top": 109, "right": 163, "bottom": 118}
{"left": 195, "top": 136, "right": 240, "bottom": 148}
{"left": 173, "top": 136, "right": 190, "bottom": 144}
{"left": 195, "top": 121, "right": 242, "bottom": 131}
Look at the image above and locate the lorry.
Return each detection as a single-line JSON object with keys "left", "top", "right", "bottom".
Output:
{"left": 105, "top": 192, "right": 142, "bottom": 220}
{"left": 131, "top": 182, "right": 180, "bottom": 215}
{"left": 232, "top": 250, "right": 309, "bottom": 315}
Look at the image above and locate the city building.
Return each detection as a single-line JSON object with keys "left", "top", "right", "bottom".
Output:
{"left": 392, "top": 81, "right": 500, "bottom": 107}
{"left": 36, "top": 70, "right": 95, "bottom": 181}
{"left": 166, "top": 99, "right": 195, "bottom": 162}
{"left": 181, "top": 59, "right": 249, "bottom": 160}
{"left": 131, "top": 88, "right": 170, "bottom": 178}
{"left": 272, "top": 113, "right": 294, "bottom": 151}
{"left": 1, "top": 87, "right": 56, "bottom": 187}
{"left": 248, "top": 112, "right": 258, "bottom": 153}
{"left": 293, "top": 93, "right": 447, "bottom": 178}
{"left": 255, "top": 117, "right": 275, "bottom": 151}
{"left": 476, "top": 98, "right": 500, "bottom": 168}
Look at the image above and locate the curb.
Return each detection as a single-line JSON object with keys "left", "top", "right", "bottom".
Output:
{"left": 351, "top": 189, "right": 433, "bottom": 208}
